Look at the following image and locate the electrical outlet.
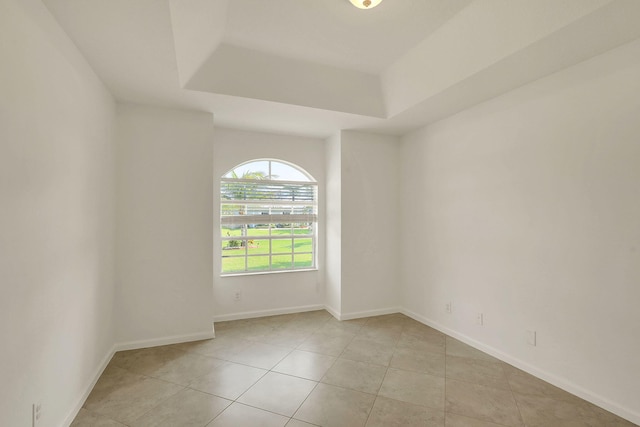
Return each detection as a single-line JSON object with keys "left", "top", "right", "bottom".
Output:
{"left": 234, "top": 291, "right": 242, "bottom": 302}
{"left": 527, "top": 330, "right": 537, "bottom": 346}
{"left": 445, "top": 302, "right": 452, "bottom": 313}
{"left": 476, "top": 313, "right": 484, "bottom": 325}
{"left": 32, "top": 403, "right": 42, "bottom": 427}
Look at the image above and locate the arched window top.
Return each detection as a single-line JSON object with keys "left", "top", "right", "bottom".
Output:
{"left": 223, "top": 159, "right": 315, "bottom": 183}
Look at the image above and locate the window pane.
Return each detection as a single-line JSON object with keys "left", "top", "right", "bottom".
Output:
{"left": 245, "top": 225, "right": 269, "bottom": 238}
{"left": 293, "top": 238, "right": 312, "bottom": 253}
{"left": 247, "top": 256, "right": 270, "bottom": 271}
{"left": 221, "top": 225, "right": 243, "bottom": 238}
{"left": 221, "top": 203, "right": 245, "bottom": 216}
{"left": 292, "top": 223, "right": 313, "bottom": 235}
{"left": 272, "top": 254, "right": 292, "bottom": 270}
{"left": 222, "top": 256, "right": 245, "bottom": 273}
{"left": 222, "top": 239, "right": 244, "bottom": 251}
{"left": 247, "top": 239, "right": 269, "bottom": 255}
{"left": 294, "top": 254, "right": 313, "bottom": 269}
{"left": 272, "top": 238, "right": 292, "bottom": 254}
{"left": 245, "top": 205, "right": 271, "bottom": 216}
{"left": 270, "top": 207, "right": 293, "bottom": 215}
{"left": 271, "top": 161, "right": 311, "bottom": 182}
{"left": 225, "top": 160, "right": 269, "bottom": 179}
{"left": 271, "top": 224, "right": 292, "bottom": 236}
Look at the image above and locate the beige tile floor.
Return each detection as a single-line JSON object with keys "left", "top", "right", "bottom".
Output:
{"left": 71, "top": 311, "right": 637, "bottom": 427}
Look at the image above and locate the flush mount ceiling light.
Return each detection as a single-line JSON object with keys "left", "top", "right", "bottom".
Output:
{"left": 349, "top": 0, "right": 383, "bottom": 9}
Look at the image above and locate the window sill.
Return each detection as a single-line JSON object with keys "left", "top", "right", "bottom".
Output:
{"left": 221, "top": 268, "right": 318, "bottom": 278}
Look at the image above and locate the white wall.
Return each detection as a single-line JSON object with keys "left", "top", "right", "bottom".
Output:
{"left": 400, "top": 39, "right": 640, "bottom": 423}
{"left": 0, "top": 0, "right": 116, "bottom": 425}
{"left": 324, "top": 133, "right": 342, "bottom": 317}
{"left": 115, "top": 104, "right": 215, "bottom": 346}
{"left": 340, "top": 131, "right": 401, "bottom": 318}
{"left": 212, "top": 128, "right": 326, "bottom": 320}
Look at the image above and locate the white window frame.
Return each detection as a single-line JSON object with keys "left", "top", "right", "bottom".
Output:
{"left": 220, "top": 160, "right": 317, "bottom": 275}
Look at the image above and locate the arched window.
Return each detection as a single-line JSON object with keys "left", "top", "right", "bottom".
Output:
{"left": 220, "top": 159, "right": 317, "bottom": 274}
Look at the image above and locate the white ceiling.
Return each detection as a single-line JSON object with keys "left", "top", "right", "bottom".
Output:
{"left": 222, "top": 0, "right": 472, "bottom": 73}
{"left": 42, "top": 0, "right": 640, "bottom": 138}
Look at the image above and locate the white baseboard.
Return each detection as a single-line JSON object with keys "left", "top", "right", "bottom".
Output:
{"left": 213, "top": 304, "right": 325, "bottom": 322}
{"left": 62, "top": 344, "right": 116, "bottom": 427}
{"left": 59, "top": 306, "right": 639, "bottom": 426}
{"left": 213, "top": 305, "right": 399, "bottom": 323}
{"left": 115, "top": 330, "right": 216, "bottom": 352}
{"left": 340, "top": 306, "right": 400, "bottom": 321}
{"left": 400, "top": 308, "right": 640, "bottom": 426}
{"left": 60, "top": 330, "right": 216, "bottom": 426}
{"left": 324, "top": 304, "right": 341, "bottom": 320}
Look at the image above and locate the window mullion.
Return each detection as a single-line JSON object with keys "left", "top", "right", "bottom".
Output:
{"left": 292, "top": 228, "right": 298, "bottom": 270}
{"left": 269, "top": 224, "right": 273, "bottom": 271}
{"left": 244, "top": 224, "right": 248, "bottom": 272}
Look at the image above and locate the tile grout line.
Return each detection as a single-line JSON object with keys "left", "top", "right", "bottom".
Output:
{"left": 208, "top": 316, "right": 327, "bottom": 426}
{"left": 217, "top": 313, "right": 335, "bottom": 426}
{"left": 503, "top": 360, "right": 527, "bottom": 427}
{"left": 81, "top": 312, "right": 631, "bottom": 427}
{"left": 268, "top": 317, "right": 327, "bottom": 425}
{"left": 288, "top": 315, "right": 360, "bottom": 426}
{"left": 362, "top": 328, "right": 396, "bottom": 426}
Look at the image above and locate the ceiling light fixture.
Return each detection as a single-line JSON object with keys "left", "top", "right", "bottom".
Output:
{"left": 349, "top": 0, "right": 383, "bottom": 10}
